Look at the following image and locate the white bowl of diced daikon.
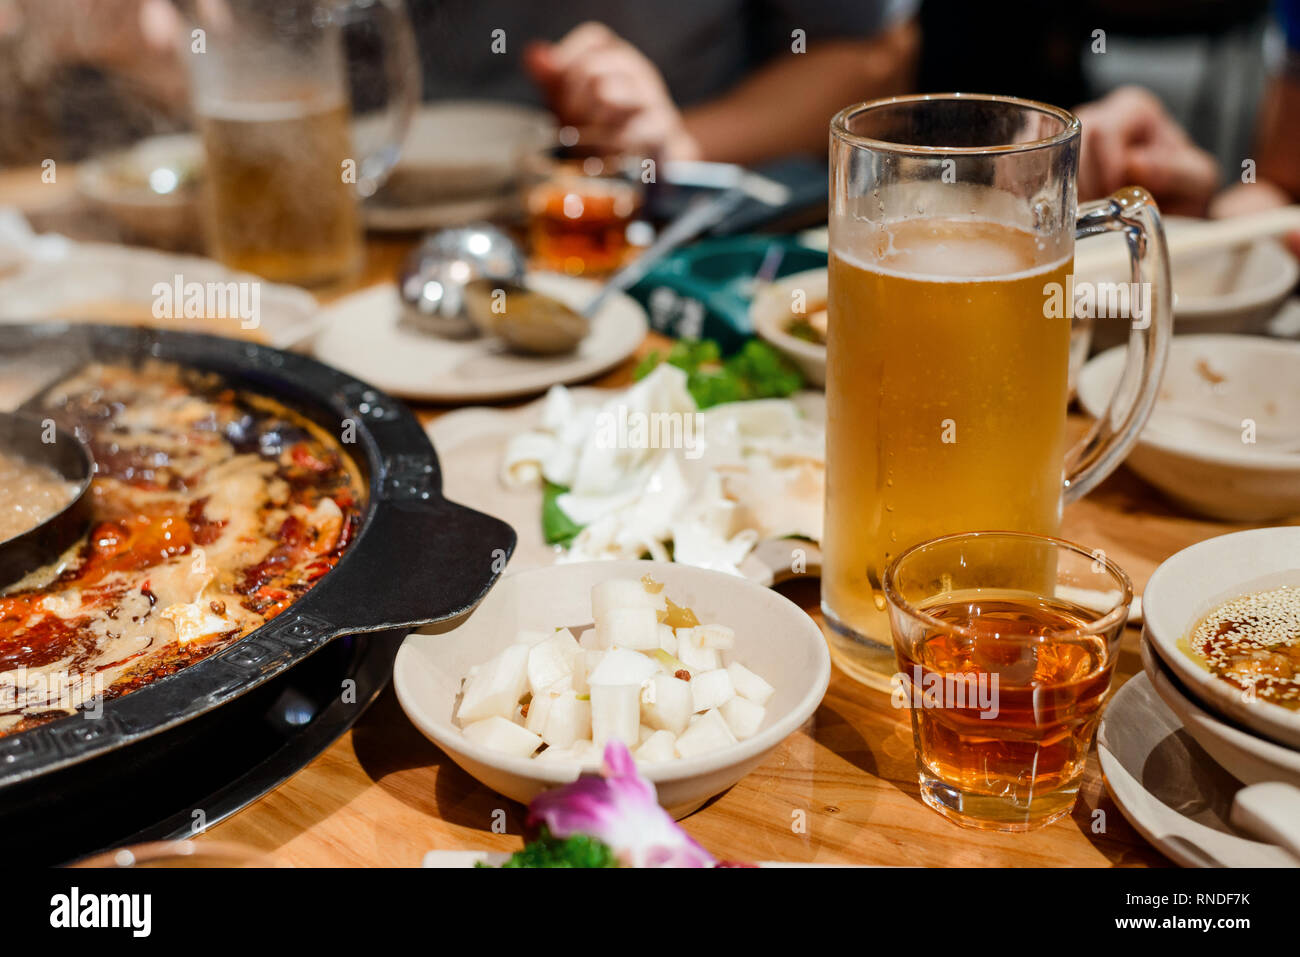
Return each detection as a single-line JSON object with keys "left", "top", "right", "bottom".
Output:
{"left": 393, "top": 560, "right": 831, "bottom": 818}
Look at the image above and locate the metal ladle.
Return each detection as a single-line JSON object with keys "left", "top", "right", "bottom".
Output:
{"left": 399, "top": 181, "right": 761, "bottom": 356}
{"left": 397, "top": 224, "right": 527, "bottom": 340}
{"left": 0, "top": 413, "right": 94, "bottom": 588}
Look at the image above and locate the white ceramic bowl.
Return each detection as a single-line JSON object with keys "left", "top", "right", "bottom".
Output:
{"left": 750, "top": 268, "right": 826, "bottom": 388}
{"left": 1082, "top": 216, "right": 1299, "bottom": 354}
{"left": 361, "top": 101, "right": 555, "bottom": 231}
{"left": 76, "top": 133, "right": 204, "bottom": 252}
{"left": 1143, "top": 526, "right": 1300, "bottom": 749}
{"left": 393, "top": 560, "right": 831, "bottom": 818}
{"left": 1141, "top": 637, "right": 1300, "bottom": 788}
{"left": 1077, "top": 335, "right": 1300, "bottom": 520}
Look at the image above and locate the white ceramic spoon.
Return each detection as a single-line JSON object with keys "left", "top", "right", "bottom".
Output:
{"left": 1229, "top": 781, "right": 1300, "bottom": 862}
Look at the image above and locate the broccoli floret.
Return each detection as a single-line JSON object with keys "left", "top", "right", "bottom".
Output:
{"left": 478, "top": 828, "right": 620, "bottom": 868}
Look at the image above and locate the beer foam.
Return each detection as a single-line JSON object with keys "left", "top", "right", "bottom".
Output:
{"left": 836, "top": 218, "right": 1070, "bottom": 283}
{"left": 197, "top": 94, "right": 347, "bottom": 123}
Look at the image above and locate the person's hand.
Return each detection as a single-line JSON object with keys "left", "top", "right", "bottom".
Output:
{"left": 1075, "top": 86, "right": 1220, "bottom": 217}
{"left": 524, "top": 21, "right": 702, "bottom": 161}
{"left": 1210, "top": 182, "right": 1300, "bottom": 259}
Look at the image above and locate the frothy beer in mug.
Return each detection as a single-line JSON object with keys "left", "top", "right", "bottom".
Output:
{"left": 823, "top": 210, "right": 1073, "bottom": 686}
{"left": 197, "top": 93, "right": 362, "bottom": 287}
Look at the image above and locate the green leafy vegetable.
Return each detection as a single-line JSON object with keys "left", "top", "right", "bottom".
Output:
{"left": 479, "top": 827, "right": 620, "bottom": 868}
{"left": 634, "top": 338, "right": 802, "bottom": 409}
{"left": 541, "top": 480, "right": 584, "bottom": 547}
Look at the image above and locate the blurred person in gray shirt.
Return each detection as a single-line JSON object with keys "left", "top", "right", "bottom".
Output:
{"left": 410, "top": 0, "right": 920, "bottom": 162}
{"left": 0, "top": 0, "right": 919, "bottom": 165}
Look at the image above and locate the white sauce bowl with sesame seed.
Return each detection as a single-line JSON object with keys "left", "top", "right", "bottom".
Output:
{"left": 1144, "top": 527, "right": 1300, "bottom": 750}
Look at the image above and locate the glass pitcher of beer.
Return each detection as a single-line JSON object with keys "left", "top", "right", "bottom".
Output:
{"left": 823, "top": 94, "right": 1172, "bottom": 690}
{"left": 177, "top": 0, "right": 418, "bottom": 286}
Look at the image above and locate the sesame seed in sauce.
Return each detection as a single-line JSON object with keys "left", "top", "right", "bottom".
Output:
{"left": 1189, "top": 585, "right": 1300, "bottom": 708}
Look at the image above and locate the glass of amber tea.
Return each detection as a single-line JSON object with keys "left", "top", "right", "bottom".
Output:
{"left": 885, "top": 530, "right": 1132, "bottom": 831}
{"left": 526, "top": 158, "right": 644, "bottom": 276}
{"left": 177, "top": 0, "right": 418, "bottom": 287}
{"left": 824, "top": 95, "right": 1171, "bottom": 690}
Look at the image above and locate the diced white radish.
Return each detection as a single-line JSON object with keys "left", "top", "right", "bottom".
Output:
{"left": 674, "top": 709, "right": 736, "bottom": 758}
{"left": 535, "top": 739, "right": 597, "bottom": 766}
{"left": 676, "top": 629, "right": 720, "bottom": 673}
{"left": 720, "top": 696, "right": 765, "bottom": 740}
{"left": 690, "top": 668, "right": 735, "bottom": 713}
{"left": 694, "top": 623, "right": 735, "bottom": 650}
{"left": 535, "top": 746, "right": 578, "bottom": 764}
{"left": 542, "top": 692, "right": 591, "bottom": 749}
{"left": 642, "top": 582, "right": 668, "bottom": 614}
{"left": 635, "top": 730, "right": 677, "bottom": 763}
{"left": 524, "top": 694, "right": 549, "bottom": 735}
{"left": 462, "top": 716, "right": 542, "bottom": 758}
{"left": 573, "top": 649, "right": 604, "bottom": 694}
{"left": 457, "top": 643, "right": 530, "bottom": 724}
{"left": 639, "top": 673, "right": 692, "bottom": 735}
{"left": 590, "top": 684, "right": 640, "bottom": 747}
{"left": 524, "top": 676, "right": 572, "bottom": 735}
{"left": 550, "top": 674, "right": 574, "bottom": 694}
{"left": 570, "top": 739, "right": 599, "bottom": 763}
{"left": 588, "top": 647, "right": 659, "bottom": 687}
{"left": 457, "top": 580, "right": 778, "bottom": 766}
{"left": 527, "top": 629, "right": 580, "bottom": 696}
{"left": 596, "top": 606, "right": 659, "bottom": 651}
{"left": 591, "top": 579, "right": 654, "bottom": 627}
{"left": 726, "top": 662, "right": 774, "bottom": 706}
{"left": 656, "top": 624, "right": 677, "bottom": 655}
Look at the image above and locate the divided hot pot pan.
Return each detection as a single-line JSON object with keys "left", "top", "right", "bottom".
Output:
{"left": 0, "top": 322, "right": 516, "bottom": 795}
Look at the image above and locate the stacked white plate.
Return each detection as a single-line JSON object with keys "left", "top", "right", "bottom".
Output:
{"left": 1099, "top": 527, "right": 1300, "bottom": 866}
{"left": 1143, "top": 527, "right": 1300, "bottom": 752}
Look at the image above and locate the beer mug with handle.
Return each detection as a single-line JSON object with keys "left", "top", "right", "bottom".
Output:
{"left": 823, "top": 94, "right": 1171, "bottom": 690}
{"left": 178, "top": 0, "right": 419, "bottom": 286}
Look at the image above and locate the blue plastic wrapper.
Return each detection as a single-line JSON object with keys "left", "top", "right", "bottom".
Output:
{"left": 627, "top": 236, "right": 826, "bottom": 355}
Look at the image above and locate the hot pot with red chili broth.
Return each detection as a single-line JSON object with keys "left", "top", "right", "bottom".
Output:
{"left": 0, "top": 323, "right": 514, "bottom": 787}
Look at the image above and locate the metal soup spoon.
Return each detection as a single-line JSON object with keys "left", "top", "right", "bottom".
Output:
{"left": 403, "top": 189, "right": 751, "bottom": 356}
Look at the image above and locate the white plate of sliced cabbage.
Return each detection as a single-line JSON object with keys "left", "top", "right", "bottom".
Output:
{"left": 427, "top": 363, "right": 824, "bottom": 585}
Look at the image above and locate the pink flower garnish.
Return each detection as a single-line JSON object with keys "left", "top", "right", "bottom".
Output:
{"left": 527, "top": 741, "right": 716, "bottom": 868}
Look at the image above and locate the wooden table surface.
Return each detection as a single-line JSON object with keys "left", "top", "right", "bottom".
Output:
{"left": 2, "top": 186, "right": 1282, "bottom": 867}
{"left": 178, "top": 237, "right": 1300, "bottom": 868}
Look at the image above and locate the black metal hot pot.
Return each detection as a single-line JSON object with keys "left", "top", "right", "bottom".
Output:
{"left": 0, "top": 323, "right": 516, "bottom": 859}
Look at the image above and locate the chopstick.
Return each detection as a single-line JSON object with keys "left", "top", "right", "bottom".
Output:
{"left": 1074, "top": 205, "right": 1300, "bottom": 275}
